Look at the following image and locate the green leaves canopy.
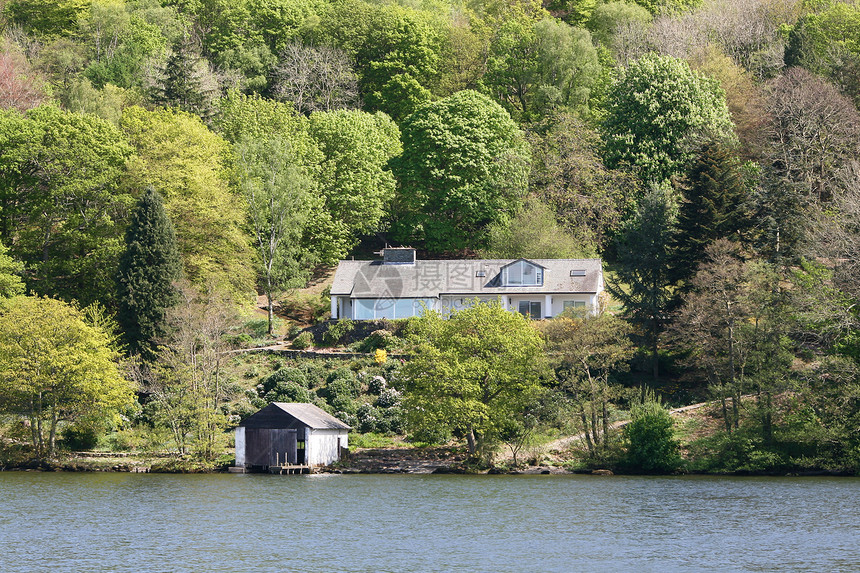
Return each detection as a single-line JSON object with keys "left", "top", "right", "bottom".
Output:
{"left": 116, "top": 188, "right": 182, "bottom": 358}
{"left": 0, "top": 105, "right": 133, "bottom": 306}
{"left": 402, "top": 302, "right": 547, "bottom": 457}
{"left": 0, "top": 295, "right": 135, "bottom": 459}
{"left": 121, "top": 106, "right": 256, "bottom": 301}
{"left": 391, "top": 90, "right": 530, "bottom": 252}
{"left": 602, "top": 53, "right": 735, "bottom": 185}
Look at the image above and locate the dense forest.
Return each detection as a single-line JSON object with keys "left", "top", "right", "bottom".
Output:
{"left": 0, "top": 0, "right": 859, "bottom": 473}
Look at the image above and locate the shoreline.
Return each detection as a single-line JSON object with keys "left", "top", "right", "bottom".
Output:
{"left": 1, "top": 458, "right": 855, "bottom": 477}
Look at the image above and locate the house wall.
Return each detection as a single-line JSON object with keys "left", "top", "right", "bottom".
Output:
{"left": 503, "top": 294, "right": 597, "bottom": 318}
{"left": 307, "top": 429, "right": 349, "bottom": 466}
{"left": 439, "top": 296, "right": 494, "bottom": 312}
{"left": 235, "top": 426, "right": 246, "bottom": 466}
{"left": 343, "top": 293, "right": 600, "bottom": 320}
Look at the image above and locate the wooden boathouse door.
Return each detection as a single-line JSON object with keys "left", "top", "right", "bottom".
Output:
{"left": 270, "top": 429, "right": 298, "bottom": 466}
{"left": 246, "top": 428, "right": 298, "bottom": 468}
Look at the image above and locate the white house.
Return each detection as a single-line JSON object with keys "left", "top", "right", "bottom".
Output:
{"left": 330, "top": 248, "right": 604, "bottom": 320}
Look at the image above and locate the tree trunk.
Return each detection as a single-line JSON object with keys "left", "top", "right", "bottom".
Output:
{"left": 466, "top": 425, "right": 477, "bottom": 457}
{"left": 652, "top": 318, "right": 659, "bottom": 381}
{"left": 578, "top": 406, "right": 594, "bottom": 454}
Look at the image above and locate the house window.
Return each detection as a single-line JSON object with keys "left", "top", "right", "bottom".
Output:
{"left": 355, "top": 298, "right": 432, "bottom": 319}
{"left": 518, "top": 301, "right": 541, "bottom": 319}
{"left": 563, "top": 300, "right": 586, "bottom": 312}
{"left": 505, "top": 261, "right": 543, "bottom": 286}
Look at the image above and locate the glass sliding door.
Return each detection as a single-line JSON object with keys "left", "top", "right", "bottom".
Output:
{"left": 518, "top": 300, "right": 541, "bottom": 319}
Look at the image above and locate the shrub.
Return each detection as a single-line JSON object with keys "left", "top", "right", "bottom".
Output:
{"left": 324, "top": 376, "right": 360, "bottom": 401}
{"left": 375, "top": 387, "right": 401, "bottom": 409}
{"left": 292, "top": 331, "right": 313, "bottom": 349}
{"left": 259, "top": 368, "right": 311, "bottom": 394}
{"left": 263, "top": 381, "right": 312, "bottom": 404}
{"left": 323, "top": 319, "right": 355, "bottom": 346}
{"left": 355, "top": 329, "right": 395, "bottom": 352}
{"left": 368, "top": 375, "right": 387, "bottom": 395}
{"left": 61, "top": 423, "right": 101, "bottom": 451}
{"left": 623, "top": 400, "right": 681, "bottom": 473}
{"left": 356, "top": 404, "right": 382, "bottom": 433}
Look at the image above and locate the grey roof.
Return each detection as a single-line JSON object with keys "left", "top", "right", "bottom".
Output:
{"left": 272, "top": 402, "right": 351, "bottom": 430}
{"left": 331, "top": 258, "right": 603, "bottom": 298}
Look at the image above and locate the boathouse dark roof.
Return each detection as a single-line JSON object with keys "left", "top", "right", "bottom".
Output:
{"left": 240, "top": 402, "right": 351, "bottom": 430}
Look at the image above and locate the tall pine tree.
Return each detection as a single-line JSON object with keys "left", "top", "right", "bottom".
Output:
{"left": 608, "top": 184, "right": 678, "bottom": 381}
{"left": 151, "top": 34, "right": 217, "bottom": 120}
{"left": 672, "top": 141, "right": 753, "bottom": 289}
{"left": 117, "top": 188, "right": 182, "bottom": 358}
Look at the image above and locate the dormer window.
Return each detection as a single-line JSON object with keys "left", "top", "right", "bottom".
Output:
{"left": 503, "top": 260, "right": 543, "bottom": 286}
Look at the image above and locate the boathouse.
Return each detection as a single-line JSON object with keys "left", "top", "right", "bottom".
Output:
{"left": 235, "top": 402, "right": 351, "bottom": 470}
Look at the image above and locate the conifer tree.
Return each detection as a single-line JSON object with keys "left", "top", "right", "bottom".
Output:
{"left": 608, "top": 184, "right": 678, "bottom": 380}
{"left": 117, "top": 188, "right": 182, "bottom": 358}
{"left": 151, "top": 34, "right": 217, "bottom": 120}
{"left": 672, "top": 142, "right": 752, "bottom": 289}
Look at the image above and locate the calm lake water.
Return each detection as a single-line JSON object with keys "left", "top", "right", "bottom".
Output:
{"left": 1, "top": 472, "right": 857, "bottom": 572}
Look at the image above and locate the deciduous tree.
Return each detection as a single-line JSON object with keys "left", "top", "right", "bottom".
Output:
{"left": 121, "top": 106, "right": 256, "bottom": 301}
{"left": 236, "top": 136, "right": 314, "bottom": 335}
{"left": 0, "top": 38, "right": 47, "bottom": 111}
{"left": 541, "top": 312, "right": 634, "bottom": 457}
{"left": 0, "top": 105, "right": 133, "bottom": 306}
{"left": 402, "top": 302, "right": 547, "bottom": 459}
{"left": 271, "top": 42, "right": 359, "bottom": 114}
{"left": 306, "top": 109, "right": 400, "bottom": 243}
{"left": 391, "top": 90, "right": 530, "bottom": 252}
{"left": 602, "top": 53, "right": 736, "bottom": 185}
{"left": 0, "top": 295, "right": 135, "bottom": 460}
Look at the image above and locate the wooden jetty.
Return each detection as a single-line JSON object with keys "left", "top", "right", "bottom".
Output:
{"left": 268, "top": 464, "right": 314, "bottom": 475}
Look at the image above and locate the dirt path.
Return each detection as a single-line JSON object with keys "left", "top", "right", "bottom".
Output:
{"left": 512, "top": 400, "right": 716, "bottom": 460}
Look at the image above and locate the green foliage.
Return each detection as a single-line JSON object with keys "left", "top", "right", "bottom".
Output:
{"left": 629, "top": 0, "right": 701, "bottom": 15}
{"left": 785, "top": 0, "right": 860, "bottom": 106}
{"left": 82, "top": 7, "right": 168, "bottom": 90}
{"left": 484, "top": 15, "right": 600, "bottom": 122}
{"left": 0, "top": 241, "right": 25, "bottom": 299}
{"left": 0, "top": 105, "right": 134, "bottom": 306}
{"left": 391, "top": 90, "right": 531, "bottom": 252}
{"left": 402, "top": 301, "right": 547, "bottom": 458}
{"left": 5, "top": 0, "right": 90, "bottom": 37}
{"left": 117, "top": 188, "right": 182, "bottom": 358}
{"left": 60, "top": 422, "right": 102, "bottom": 451}
{"left": 672, "top": 141, "right": 754, "bottom": 288}
{"left": 0, "top": 295, "right": 136, "bottom": 460}
{"left": 482, "top": 197, "right": 596, "bottom": 259}
{"left": 307, "top": 109, "right": 401, "bottom": 243}
{"left": 354, "top": 329, "right": 395, "bottom": 353}
{"left": 587, "top": 2, "right": 651, "bottom": 48}
{"left": 151, "top": 33, "right": 219, "bottom": 120}
{"left": 602, "top": 53, "right": 736, "bottom": 185}
{"left": 237, "top": 134, "right": 316, "bottom": 334}
{"left": 333, "top": 1, "right": 443, "bottom": 121}
{"left": 528, "top": 113, "right": 638, "bottom": 251}
{"left": 292, "top": 331, "right": 314, "bottom": 349}
{"left": 687, "top": 428, "right": 788, "bottom": 474}
{"left": 541, "top": 312, "right": 634, "bottom": 456}
{"left": 323, "top": 319, "right": 355, "bottom": 346}
{"left": 121, "top": 106, "right": 256, "bottom": 301}
{"left": 623, "top": 398, "right": 681, "bottom": 473}
{"left": 609, "top": 184, "right": 678, "bottom": 379}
